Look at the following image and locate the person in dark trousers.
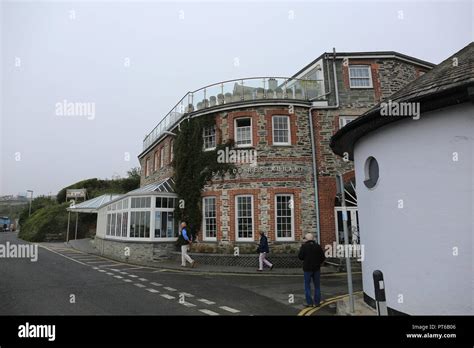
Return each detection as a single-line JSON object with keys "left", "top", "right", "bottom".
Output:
{"left": 257, "top": 231, "right": 273, "bottom": 271}
{"left": 298, "top": 233, "right": 326, "bottom": 307}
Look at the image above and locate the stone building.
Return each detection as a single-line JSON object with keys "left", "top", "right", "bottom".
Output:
{"left": 88, "top": 49, "right": 434, "bottom": 264}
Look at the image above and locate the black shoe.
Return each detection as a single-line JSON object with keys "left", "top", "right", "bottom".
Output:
{"left": 304, "top": 303, "right": 313, "bottom": 308}
{"left": 270, "top": 265, "right": 274, "bottom": 270}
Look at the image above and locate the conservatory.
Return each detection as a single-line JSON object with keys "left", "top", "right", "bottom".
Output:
{"left": 69, "top": 177, "right": 179, "bottom": 243}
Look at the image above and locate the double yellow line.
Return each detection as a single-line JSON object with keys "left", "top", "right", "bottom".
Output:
{"left": 297, "top": 290, "right": 363, "bottom": 316}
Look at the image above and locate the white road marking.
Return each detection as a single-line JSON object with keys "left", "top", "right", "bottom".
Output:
{"left": 106, "top": 272, "right": 114, "bottom": 275}
{"left": 219, "top": 306, "right": 240, "bottom": 313}
{"left": 146, "top": 288, "right": 159, "bottom": 293}
{"left": 138, "top": 278, "right": 148, "bottom": 281}
{"left": 73, "top": 258, "right": 100, "bottom": 261}
{"left": 111, "top": 269, "right": 121, "bottom": 272}
{"left": 150, "top": 282, "right": 162, "bottom": 287}
{"left": 114, "top": 275, "right": 123, "bottom": 279}
{"left": 163, "top": 287, "right": 177, "bottom": 292}
{"left": 119, "top": 272, "right": 128, "bottom": 275}
{"left": 129, "top": 275, "right": 138, "bottom": 278}
{"left": 161, "top": 294, "right": 175, "bottom": 300}
{"left": 180, "top": 302, "right": 196, "bottom": 307}
{"left": 98, "top": 264, "right": 122, "bottom": 268}
{"left": 198, "top": 299, "right": 216, "bottom": 305}
{"left": 87, "top": 261, "right": 112, "bottom": 264}
{"left": 134, "top": 283, "right": 146, "bottom": 288}
{"left": 98, "top": 270, "right": 106, "bottom": 272}
{"left": 180, "top": 292, "right": 194, "bottom": 297}
{"left": 38, "top": 245, "right": 87, "bottom": 266}
{"left": 123, "top": 279, "right": 133, "bottom": 283}
{"left": 199, "top": 309, "right": 220, "bottom": 316}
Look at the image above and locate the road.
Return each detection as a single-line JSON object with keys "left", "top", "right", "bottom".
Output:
{"left": 0, "top": 232, "right": 362, "bottom": 316}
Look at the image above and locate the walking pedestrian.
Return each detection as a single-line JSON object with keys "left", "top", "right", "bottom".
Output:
{"left": 177, "top": 222, "right": 195, "bottom": 268}
{"left": 257, "top": 231, "right": 273, "bottom": 272}
{"left": 298, "top": 233, "right": 326, "bottom": 307}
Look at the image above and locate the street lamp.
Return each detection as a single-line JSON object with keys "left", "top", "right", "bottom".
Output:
{"left": 26, "top": 190, "right": 33, "bottom": 216}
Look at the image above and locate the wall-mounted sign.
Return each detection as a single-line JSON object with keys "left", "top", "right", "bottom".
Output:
{"left": 66, "top": 189, "right": 87, "bottom": 199}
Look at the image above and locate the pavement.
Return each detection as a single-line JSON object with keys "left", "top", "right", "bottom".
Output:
{"left": 65, "top": 238, "right": 337, "bottom": 275}
{"left": 0, "top": 232, "right": 363, "bottom": 316}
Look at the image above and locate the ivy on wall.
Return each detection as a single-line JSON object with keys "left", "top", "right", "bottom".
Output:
{"left": 172, "top": 114, "right": 235, "bottom": 234}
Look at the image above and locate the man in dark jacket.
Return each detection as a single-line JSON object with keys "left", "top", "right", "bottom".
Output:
{"left": 298, "top": 233, "right": 326, "bottom": 307}
{"left": 257, "top": 231, "right": 273, "bottom": 271}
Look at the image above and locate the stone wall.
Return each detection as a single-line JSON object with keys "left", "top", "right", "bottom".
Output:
{"left": 314, "top": 57, "right": 431, "bottom": 246}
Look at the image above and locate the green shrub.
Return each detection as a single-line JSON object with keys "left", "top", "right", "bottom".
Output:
{"left": 18, "top": 203, "right": 70, "bottom": 242}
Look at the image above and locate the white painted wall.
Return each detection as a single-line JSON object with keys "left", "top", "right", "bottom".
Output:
{"left": 96, "top": 207, "right": 107, "bottom": 238}
{"left": 354, "top": 103, "right": 473, "bottom": 315}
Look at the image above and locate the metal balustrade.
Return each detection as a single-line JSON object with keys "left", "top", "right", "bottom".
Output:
{"left": 143, "top": 77, "right": 324, "bottom": 151}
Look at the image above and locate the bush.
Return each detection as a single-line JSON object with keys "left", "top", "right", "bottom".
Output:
{"left": 18, "top": 196, "right": 56, "bottom": 227}
{"left": 18, "top": 168, "right": 141, "bottom": 242}
{"left": 18, "top": 203, "right": 70, "bottom": 242}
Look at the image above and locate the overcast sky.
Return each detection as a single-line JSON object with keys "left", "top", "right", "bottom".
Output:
{"left": 0, "top": 0, "right": 472, "bottom": 197}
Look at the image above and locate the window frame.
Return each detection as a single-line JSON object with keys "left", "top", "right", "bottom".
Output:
{"left": 235, "top": 195, "right": 254, "bottom": 241}
{"left": 272, "top": 115, "right": 291, "bottom": 146}
{"left": 202, "top": 125, "right": 217, "bottom": 151}
{"left": 349, "top": 65, "right": 373, "bottom": 89}
{"left": 339, "top": 116, "right": 358, "bottom": 129}
{"left": 153, "top": 151, "right": 159, "bottom": 172}
{"left": 170, "top": 140, "right": 174, "bottom": 162}
{"left": 160, "top": 147, "right": 165, "bottom": 168}
{"left": 145, "top": 158, "right": 151, "bottom": 177}
{"left": 364, "top": 156, "right": 379, "bottom": 189}
{"left": 202, "top": 196, "right": 217, "bottom": 241}
{"left": 274, "top": 194, "right": 295, "bottom": 241}
{"left": 234, "top": 117, "right": 253, "bottom": 148}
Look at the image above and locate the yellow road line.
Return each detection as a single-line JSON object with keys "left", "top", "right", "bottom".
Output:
{"left": 297, "top": 306, "right": 315, "bottom": 316}
{"left": 304, "top": 290, "right": 363, "bottom": 316}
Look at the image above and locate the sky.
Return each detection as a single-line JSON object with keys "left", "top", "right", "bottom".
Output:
{"left": 0, "top": 0, "right": 473, "bottom": 197}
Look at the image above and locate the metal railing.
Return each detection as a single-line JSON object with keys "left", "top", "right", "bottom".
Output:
{"left": 143, "top": 77, "right": 324, "bottom": 151}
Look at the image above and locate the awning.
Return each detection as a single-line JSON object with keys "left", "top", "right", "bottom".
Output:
{"left": 67, "top": 194, "right": 123, "bottom": 213}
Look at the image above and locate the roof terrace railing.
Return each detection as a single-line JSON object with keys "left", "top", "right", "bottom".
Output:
{"left": 143, "top": 77, "right": 324, "bottom": 151}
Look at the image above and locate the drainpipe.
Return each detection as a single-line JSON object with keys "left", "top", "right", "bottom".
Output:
{"left": 308, "top": 48, "right": 340, "bottom": 244}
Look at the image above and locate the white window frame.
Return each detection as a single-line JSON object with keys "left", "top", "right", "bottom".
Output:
{"left": 105, "top": 198, "right": 130, "bottom": 240}
{"left": 203, "top": 125, "right": 217, "bottom": 151}
{"left": 272, "top": 115, "right": 291, "bottom": 146}
{"left": 349, "top": 65, "right": 373, "bottom": 89}
{"left": 274, "top": 194, "right": 295, "bottom": 241}
{"left": 235, "top": 195, "right": 254, "bottom": 241}
{"left": 160, "top": 147, "right": 165, "bottom": 168}
{"left": 202, "top": 197, "right": 217, "bottom": 241}
{"left": 234, "top": 117, "right": 253, "bottom": 148}
{"left": 339, "top": 116, "right": 358, "bottom": 129}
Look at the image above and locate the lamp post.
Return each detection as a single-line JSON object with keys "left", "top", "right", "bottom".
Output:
{"left": 26, "top": 190, "right": 34, "bottom": 217}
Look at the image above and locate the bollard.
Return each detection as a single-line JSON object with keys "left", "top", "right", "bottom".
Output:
{"left": 373, "top": 270, "right": 388, "bottom": 316}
